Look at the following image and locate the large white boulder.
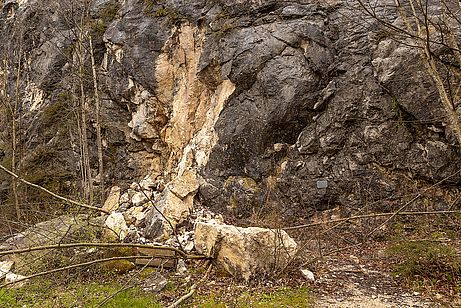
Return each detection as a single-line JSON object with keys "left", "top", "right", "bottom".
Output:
{"left": 194, "top": 222, "right": 298, "bottom": 281}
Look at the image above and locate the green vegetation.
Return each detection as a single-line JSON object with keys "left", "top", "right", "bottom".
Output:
{"left": 387, "top": 240, "right": 461, "bottom": 292}
{"left": 192, "top": 286, "right": 312, "bottom": 307}
{"left": 0, "top": 280, "right": 161, "bottom": 308}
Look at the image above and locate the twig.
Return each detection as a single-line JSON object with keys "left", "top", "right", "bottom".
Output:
{"left": 167, "top": 261, "right": 213, "bottom": 308}
{"left": 0, "top": 255, "right": 168, "bottom": 288}
{"left": 283, "top": 210, "right": 460, "bottom": 230}
{"left": 0, "top": 164, "right": 108, "bottom": 214}
{"left": 97, "top": 256, "right": 155, "bottom": 307}
{"left": 0, "top": 242, "right": 209, "bottom": 260}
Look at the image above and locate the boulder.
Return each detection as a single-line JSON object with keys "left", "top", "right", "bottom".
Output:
{"left": 4, "top": 215, "right": 94, "bottom": 249}
{"left": 1, "top": 215, "right": 104, "bottom": 275}
{"left": 102, "top": 186, "right": 121, "bottom": 213}
{"left": 104, "top": 212, "right": 129, "bottom": 241}
{"left": 194, "top": 222, "right": 298, "bottom": 281}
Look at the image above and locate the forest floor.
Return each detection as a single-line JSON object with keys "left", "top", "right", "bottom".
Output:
{"left": 1, "top": 211, "right": 460, "bottom": 307}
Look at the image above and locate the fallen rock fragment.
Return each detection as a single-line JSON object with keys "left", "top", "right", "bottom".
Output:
{"left": 144, "top": 170, "right": 199, "bottom": 239}
{"left": 0, "top": 260, "right": 14, "bottom": 279}
{"left": 104, "top": 212, "right": 129, "bottom": 241}
{"left": 5, "top": 272, "right": 27, "bottom": 287}
{"left": 300, "top": 268, "right": 315, "bottom": 282}
{"left": 131, "top": 190, "right": 152, "bottom": 207}
{"left": 102, "top": 186, "right": 121, "bottom": 213}
{"left": 142, "top": 272, "right": 168, "bottom": 292}
{"left": 194, "top": 222, "right": 298, "bottom": 281}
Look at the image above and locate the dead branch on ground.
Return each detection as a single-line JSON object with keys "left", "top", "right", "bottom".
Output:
{"left": 168, "top": 261, "right": 213, "bottom": 308}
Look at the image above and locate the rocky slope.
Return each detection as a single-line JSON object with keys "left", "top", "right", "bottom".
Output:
{"left": 0, "top": 0, "right": 460, "bottom": 227}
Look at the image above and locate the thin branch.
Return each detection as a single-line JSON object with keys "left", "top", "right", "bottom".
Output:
{"left": 283, "top": 210, "right": 460, "bottom": 231}
{"left": 136, "top": 182, "right": 185, "bottom": 252}
{"left": 0, "top": 255, "right": 170, "bottom": 289}
{"left": 0, "top": 242, "right": 208, "bottom": 260}
{"left": 0, "top": 164, "right": 108, "bottom": 214}
{"left": 97, "top": 256, "right": 155, "bottom": 307}
{"left": 168, "top": 261, "right": 213, "bottom": 308}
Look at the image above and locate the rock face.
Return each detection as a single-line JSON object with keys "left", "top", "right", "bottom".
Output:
{"left": 0, "top": 0, "right": 460, "bottom": 226}
{"left": 194, "top": 222, "right": 297, "bottom": 281}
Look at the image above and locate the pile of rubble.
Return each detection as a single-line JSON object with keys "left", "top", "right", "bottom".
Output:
{"left": 1, "top": 170, "right": 299, "bottom": 284}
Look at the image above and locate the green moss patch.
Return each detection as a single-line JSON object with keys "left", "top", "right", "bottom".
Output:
{"left": 387, "top": 240, "right": 461, "bottom": 293}
{"left": 191, "top": 286, "right": 311, "bottom": 307}
{"left": 0, "top": 280, "right": 161, "bottom": 308}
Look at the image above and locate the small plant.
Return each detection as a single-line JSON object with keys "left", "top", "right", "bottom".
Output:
{"left": 387, "top": 240, "right": 461, "bottom": 292}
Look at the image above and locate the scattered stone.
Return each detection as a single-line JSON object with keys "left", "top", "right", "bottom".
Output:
{"left": 124, "top": 206, "right": 146, "bottom": 226}
{"left": 184, "top": 241, "right": 194, "bottom": 253}
{"left": 176, "top": 259, "right": 188, "bottom": 276}
{"left": 0, "top": 261, "right": 14, "bottom": 279}
{"left": 142, "top": 273, "right": 168, "bottom": 293}
{"left": 102, "top": 186, "right": 121, "bottom": 213}
{"left": 5, "top": 272, "right": 26, "bottom": 287}
{"left": 105, "top": 212, "right": 129, "bottom": 241}
{"left": 194, "top": 222, "right": 297, "bottom": 281}
{"left": 316, "top": 180, "right": 328, "bottom": 189}
{"left": 132, "top": 190, "right": 152, "bottom": 207}
{"left": 119, "top": 192, "right": 131, "bottom": 204}
{"left": 139, "top": 175, "right": 156, "bottom": 190}
{"left": 300, "top": 268, "right": 315, "bottom": 282}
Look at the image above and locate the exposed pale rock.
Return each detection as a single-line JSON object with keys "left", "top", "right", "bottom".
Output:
{"left": 131, "top": 190, "right": 152, "bottom": 207}
{"left": 300, "top": 268, "right": 315, "bottom": 282}
{"left": 168, "top": 169, "right": 199, "bottom": 198}
{"left": 194, "top": 222, "right": 298, "bottom": 281}
{"left": 102, "top": 186, "right": 121, "bottom": 213}
{"left": 139, "top": 175, "right": 156, "bottom": 190}
{"left": 144, "top": 187, "right": 193, "bottom": 239}
{"left": 0, "top": 261, "right": 14, "bottom": 279}
{"left": 105, "top": 212, "right": 129, "bottom": 241}
{"left": 124, "top": 206, "right": 145, "bottom": 226}
{"left": 5, "top": 272, "right": 27, "bottom": 287}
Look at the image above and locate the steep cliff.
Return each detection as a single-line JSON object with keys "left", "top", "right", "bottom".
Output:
{"left": 1, "top": 0, "right": 460, "bottom": 226}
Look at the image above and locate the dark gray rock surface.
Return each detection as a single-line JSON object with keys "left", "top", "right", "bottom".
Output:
{"left": 0, "top": 0, "right": 459, "bottom": 224}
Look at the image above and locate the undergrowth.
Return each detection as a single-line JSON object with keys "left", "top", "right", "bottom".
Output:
{"left": 0, "top": 280, "right": 161, "bottom": 308}
{"left": 387, "top": 239, "right": 461, "bottom": 294}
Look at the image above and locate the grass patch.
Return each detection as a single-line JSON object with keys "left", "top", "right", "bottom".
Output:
{"left": 0, "top": 280, "right": 161, "bottom": 308}
{"left": 387, "top": 240, "right": 461, "bottom": 293}
{"left": 191, "top": 286, "right": 311, "bottom": 307}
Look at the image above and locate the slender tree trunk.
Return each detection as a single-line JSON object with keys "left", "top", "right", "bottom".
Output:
{"left": 89, "top": 36, "right": 104, "bottom": 203}
{"left": 12, "top": 50, "right": 22, "bottom": 221}
{"left": 76, "top": 34, "right": 93, "bottom": 205}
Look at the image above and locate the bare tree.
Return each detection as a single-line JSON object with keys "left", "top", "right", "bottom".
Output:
{"left": 354, "top": 0, "right": 461, "bottom": 146}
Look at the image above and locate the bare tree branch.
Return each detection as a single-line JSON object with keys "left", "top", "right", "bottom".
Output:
{"left": 0, "top": 242, "right": 209, "bottom": 260}
{"left": 0, "top": 164, "right": 108, "bottom": 214}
